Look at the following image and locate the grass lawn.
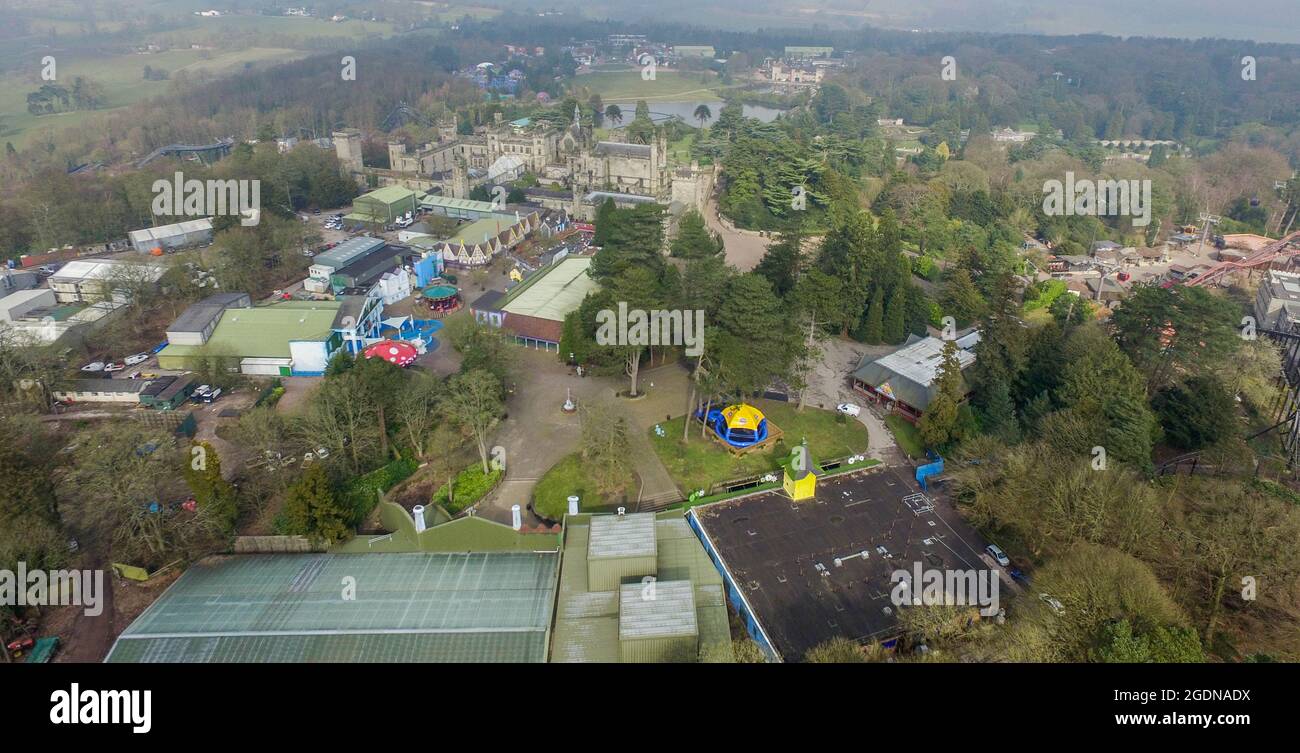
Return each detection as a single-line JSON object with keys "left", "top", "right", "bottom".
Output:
{"left": 885, "top": 414, "right": 927, "bottom": 459}
{"left": 0, "top": 47, "right": 306, "bottom": 147}
{"left": 162, "top": 15, "right": 398, "bottom": 43}
{"left": 575, "top": 70, "right": 724, "bottom": 101}
{"left": 649, "top": 399, "right": 869, "bottom": 493}
{"left": 533, "top": 453, "right": 634, "bottom": 520}
{"left": 668, "top": 131, "right": 697, "bottom": 162}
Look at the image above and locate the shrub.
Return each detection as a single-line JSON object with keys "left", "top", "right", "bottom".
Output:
{"left": 432, "top": 463, "right": 502, "bottom": 514}
{"left": 341, "top": 456, "right": 419, "bottom": 523}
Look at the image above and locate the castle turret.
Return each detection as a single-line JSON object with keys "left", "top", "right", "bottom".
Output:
{"left": 451, "top": 153, "right": 470, "bottom": 199}
{"left": 333, "top": 129, "right": 364, "bottom": 185}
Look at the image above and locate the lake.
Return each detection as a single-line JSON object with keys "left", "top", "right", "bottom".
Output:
{"left": 603, "top": 100, "right": 785, "bottom": 128}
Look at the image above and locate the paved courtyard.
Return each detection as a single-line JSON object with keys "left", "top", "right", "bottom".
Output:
{"left": 476, "top": 350, "right": 691, "bottom": 525}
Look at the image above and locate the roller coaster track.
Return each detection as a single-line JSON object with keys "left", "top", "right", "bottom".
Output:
{"left": 380, "top": 101, "right": 434, "bottom": 132}
{"left": 136, "top": 138, "right": 235, "bottom": 168}
{"left": 1185, "top": 229, "right": 1300, "bottom": 287}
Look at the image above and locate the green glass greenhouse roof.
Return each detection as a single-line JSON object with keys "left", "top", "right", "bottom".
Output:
{"left": 106, "top": 552, "right": 558, "bottom": 663}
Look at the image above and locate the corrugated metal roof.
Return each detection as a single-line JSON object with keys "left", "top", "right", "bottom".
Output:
{"left": 128, "top": 218, "right": 213, "bottom": 244}
{"left": 619, "top": 580, "right": 697, "bottom": 640}
{"left": 49, "top": 259, "right": 165, "bottom": 283}
{"left": 588, "top": 512, "right": 657, "bottom": 560}
{"left": 357, "top": 185, "right": 419, "bottom": 205}
{"left": 158, "top": 301, "right": 342, "bottom": 360}
{"left": 500, "top": 256, "right": 596, "bottom": 322}
{"left": 106, "top": 552, "right": 558, "bottom": 663}
{"left": 851, "top": 336, "right": 975, "bottom": 412}
{"left": 313, "top": 237, "right": 386, "bottom": 270}
{"left": 56, "top": 379, "right": 150, "bottom": 394}
{"left": 419, "top": 195, "right": 499, "bottom": 213}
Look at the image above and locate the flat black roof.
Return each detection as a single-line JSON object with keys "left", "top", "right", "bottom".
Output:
{"left": 470, "top": 289, "right": 506, "bottom": 312}
{"left": 168, "top": 293, "right": 250, "bottom": 333}
{"left": 140, "top": 375, "right": 177, "bottom": 397}
{"left": 154, "top": 373, "right": 193, "bottom": 400}
{"left": 333, "top": 245, "right": 403, "bottom": 283}
{"left": 691, "top": 466, "right": 992, "bottom": 661}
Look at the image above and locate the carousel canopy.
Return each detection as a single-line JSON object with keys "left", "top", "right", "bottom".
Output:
{"left": 422, "top": 285, "right": 459, "bottom": 300}
{"left": 363, "top": 340, "right": 418, "bottom": 367}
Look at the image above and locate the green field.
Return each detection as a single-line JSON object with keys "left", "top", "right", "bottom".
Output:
{"left": 154, "top": 15, "right": 398, "bottom": 44}
{"left": 0, "top": 47, "right": 307, "bottom": 147}
{"left": 1, "top": 5, "right": 409, "bottom": 147}
{"left": 575, "top": 70, "right": 726, "bottom": 101}
{"left": 428, "top": 4, "right": 501, "bottom": 23}
{"left": 649, "top": 400, "right": 870, "bottom": 493}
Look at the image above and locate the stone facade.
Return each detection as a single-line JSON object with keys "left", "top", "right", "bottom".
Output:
{"left": 336, "top": 106, "right": 675, "bottom": 204}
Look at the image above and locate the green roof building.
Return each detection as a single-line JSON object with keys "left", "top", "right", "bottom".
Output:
{"left": 552, "top": 512, "right": 734, "bottom": 662}
{"left": 587, "top": 512, "right": 658, "bottom": 591}
{"left": 419, "top": 194, "right": 502, "bottom": 220}
{"left": 157, "top": 301, "right": 346, "bottom": 376}
{"left": 784, "top": 45, "right": 834, "bottom": 59}
{"left": 348, "top": 186, "right": 420, "bottom": 225}
{"left": 619, "top": 580, "right": 698, "bottom": 662}
{"left": 106, "top": 552, "right": 559, "bottom": 663}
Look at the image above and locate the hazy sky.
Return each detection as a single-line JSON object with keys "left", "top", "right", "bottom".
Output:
{"left": 534, "top": 0, "right": 1300, "bottom": 45}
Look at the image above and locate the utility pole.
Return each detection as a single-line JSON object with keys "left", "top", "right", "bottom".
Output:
{"left": 1197, "top": 212, "right": 1221, "bottom": 257}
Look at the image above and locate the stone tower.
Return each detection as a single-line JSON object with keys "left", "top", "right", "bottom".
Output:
{"left": 451, "top": 153, "right": 470, "bottom": 199}
{"left": 332, "top": 128, "right": 364, "bottom": 177}
{"left": 437, "top": 117, "right": 457, "bottom": 142}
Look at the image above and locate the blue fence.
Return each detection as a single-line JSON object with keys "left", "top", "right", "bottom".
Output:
{"left": 916, "top": 452, "right": 944, "bottom": 490}
{"left": 686, "top": 509, "right": 780, "bottom": 662}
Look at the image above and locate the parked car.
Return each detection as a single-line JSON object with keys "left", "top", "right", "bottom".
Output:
{"left": 80, "top": 361, "right": 105, "bottom": 372}
{"left": 103, "top": 361, "right": 126, "bottom": 372}
{"left": 190, "top": 385, "right": 211, "bottom": 402}
{"left": 124, "top": 352, "right": 151, "bottom": 366}
{"left": 202, "top": 388, "right": 222, "bottom": 403}
{"left": 836, "top": 403, "right": 862, "bottom": 417}
{"left": 986, "top": 544, "right": 1011, "bottom": 567}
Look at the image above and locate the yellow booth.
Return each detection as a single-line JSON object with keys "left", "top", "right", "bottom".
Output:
{"left": 782, "top": 441, "right": 818, "bottom": 501}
